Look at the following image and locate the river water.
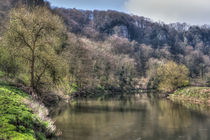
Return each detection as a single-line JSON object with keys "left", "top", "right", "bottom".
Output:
{"left": 52, "top": 95, "right": 210, "bottom": 140}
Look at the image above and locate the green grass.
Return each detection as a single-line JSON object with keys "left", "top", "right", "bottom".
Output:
{"left": 170, "top": 87, "right": 210, "bottom": 104}
{"left": 0, "top": 85, "right": 48, "bottom": 140}
{"left": 172, "top": 87, "right": 210, "bottom": 98}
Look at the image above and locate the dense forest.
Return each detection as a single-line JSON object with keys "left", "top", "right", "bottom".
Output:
{"left": 0, "top": 0, "right": 210, "bottom": 96}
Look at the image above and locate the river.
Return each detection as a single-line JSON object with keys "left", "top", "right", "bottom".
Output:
{"left": 52, "top": 94, "right": 210, "bottom": 140}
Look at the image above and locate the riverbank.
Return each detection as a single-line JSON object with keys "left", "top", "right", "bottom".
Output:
{"left": 169, "top": 87, "right": 210, "bottom": 105}
{"left": 0, "top": 84, "right": 56, "bottom": 140}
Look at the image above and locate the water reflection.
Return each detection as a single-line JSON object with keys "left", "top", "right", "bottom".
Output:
{"left": 52, "top": 95, "right": 210, "bottom": 140}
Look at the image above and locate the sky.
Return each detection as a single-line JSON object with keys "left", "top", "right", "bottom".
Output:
{"left": 47, "top": 0, "right": 210, "bottom": 25}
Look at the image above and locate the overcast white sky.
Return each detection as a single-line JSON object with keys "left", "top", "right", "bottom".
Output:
{"left": 48, "top": 0, "right": 210, "bottom": 25}
{"left": 124, "top": 0, "right": 210, "bottom": 25}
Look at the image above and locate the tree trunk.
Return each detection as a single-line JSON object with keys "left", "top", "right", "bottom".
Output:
{"left": 31, "top": 51, "right": 35, "bottom": 90}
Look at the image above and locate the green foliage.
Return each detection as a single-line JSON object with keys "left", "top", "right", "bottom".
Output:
{"left": 3, "top": 6, "right": 67, "bottom": 90}
{"left": 0, "top": 46, "right": 18, "bottom": 77}
{"left": 0, "top": 85, "right": 48, "bottom": 140}
{"left": 0, "top": 2, "right": 210, "bottom": 96}
{"left": 57, "top": 78, "right": 78, "bottom": 95}
{"left": 157, "top": 61, "right": 190, "bottom": 92}
{"left": 170, "top": 87, "right": 210, "bottom": 107}
{"left": 172, "top": 87, "right": 210, "bottom": 99}
{"left": 0, "top": 1, "right": 210, "bottom": 97}
{"left": 0, "top": 71, "right": 5, "bottom": 78}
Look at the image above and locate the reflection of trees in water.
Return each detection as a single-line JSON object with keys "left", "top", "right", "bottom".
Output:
{"left": 157, "top": 100, "right": 191, "bottom": 130}
{"left": 50, "top": 102, "right": 69, "bottom": 117}
{"left": 133, "top": 99, "right": 210, "bottom": 140}
{"left": 170, "top": 98, "right": 210, "bottom": 115}
{"left": 53, "top": 97, "right": 210, "bottom": 140}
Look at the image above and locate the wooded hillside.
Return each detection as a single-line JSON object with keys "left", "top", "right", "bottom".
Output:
{"left": 0, "top": 0, "right": 210, "bottom": 94}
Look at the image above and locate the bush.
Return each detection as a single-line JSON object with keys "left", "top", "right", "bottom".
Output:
{"left": 157, "top": 61, "right": 189, "bottom": 92}
{"left": 0, "top": 47, "right": 19, "bottom": 77}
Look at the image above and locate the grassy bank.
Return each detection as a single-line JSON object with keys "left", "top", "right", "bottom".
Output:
{"left": 0, "top": 84, "right": 55, "bottom": 140}
{"left": 170, "top": 87, "right": 210, "bottom": 105}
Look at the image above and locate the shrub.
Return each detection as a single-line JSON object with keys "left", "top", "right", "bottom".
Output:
{"left": 157, "top": 61, "right": 189, "bottom": 92}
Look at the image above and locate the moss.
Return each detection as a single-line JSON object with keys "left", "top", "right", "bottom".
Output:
{"left": 0, "top": 85, "right": 49, "bottom": 140}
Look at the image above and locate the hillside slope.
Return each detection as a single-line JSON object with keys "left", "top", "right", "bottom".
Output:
{"left": 0, "top": 0, "right": 210, "bottom": 90}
